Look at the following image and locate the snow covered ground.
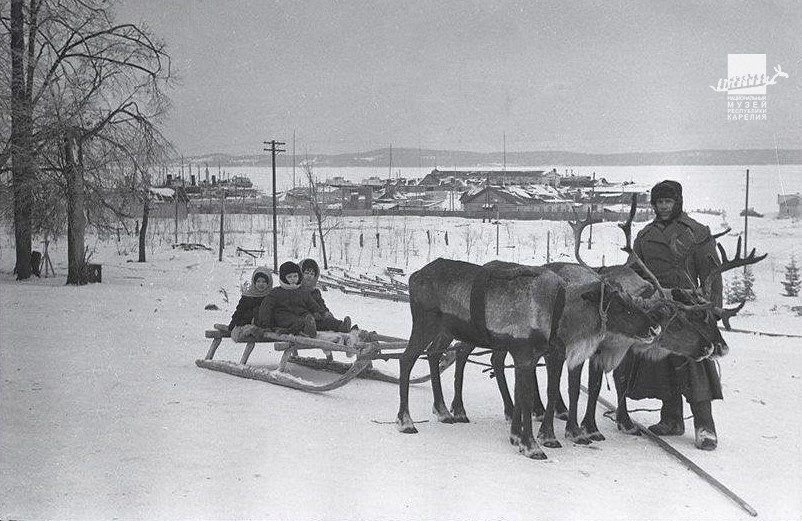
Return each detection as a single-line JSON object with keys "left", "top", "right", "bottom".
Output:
{"left": 1, "top": 202, "right": 801, "bottom": 520}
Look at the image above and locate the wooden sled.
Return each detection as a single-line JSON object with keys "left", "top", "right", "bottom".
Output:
{"left": 196, "top": 325, "right": 457, "bottom": 392}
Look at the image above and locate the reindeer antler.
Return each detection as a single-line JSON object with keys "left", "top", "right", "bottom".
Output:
{"left": 568, "top": 209, "right": 602, "bottom": 268}
{"left": 618, "top": 194, "right": 672, "bottom": 299}
{"left": 713, "top": 300, "right": 746, "bottom": 321}
{"left": 711, "top": 228, "right": 731, "bottom": 241}
{"left": 702, "top": 236, "right": 768, "bottom": 297}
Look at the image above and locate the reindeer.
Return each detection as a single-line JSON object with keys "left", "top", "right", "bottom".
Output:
{"left": 476, "top": 259, "right": 673, "bottom": 449}
{"left": 397, "top": 259, "right": 572, "bottom": 459}
{"left": 451, "top": 196, "right": 736, "bottom": 447}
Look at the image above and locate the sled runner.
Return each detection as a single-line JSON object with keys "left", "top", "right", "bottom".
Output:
{"left": 196, "top": 325, "right": 457, "bottom": 392}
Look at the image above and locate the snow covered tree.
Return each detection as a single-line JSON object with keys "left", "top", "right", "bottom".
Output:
{"left": 725, "top": 267, "right": 756, "bottom": 303}
{"left": 2, "top": 0, "right": 173, "bottom": 282}
{"left": 782, "top": 256, "right": 800, "bottom": 297}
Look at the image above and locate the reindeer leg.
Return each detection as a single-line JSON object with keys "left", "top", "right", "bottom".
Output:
{"left": 397, "top": 308, "right": 432, "bottom": 434}
{"left": 450, "top": 343, "right": 473, "bottom": 423}
{"left": 612, "top": 365, "right": 639, "bottom": 436}
{"left": 531, "top": 353, "right": 546, "bottom": 421}
{"left": 428, "top": 334, "right": 455, "bottom": 424}
{"left": 546, "top": 352, "right": 569, "bottom": 421}
{"left": 565, "top": 362, "right": 591, "bottom": 444}
{"left": 580, "top": 357, "right": 606, "bottom": 442}
{"left": 491, "top": 350, "right": 514, "bottom": 422}
{"left": 512, "top": 349, "right": 546, "bottom": 459}
{"left": 537, "top": 348, "right": 562, "bottom": 449}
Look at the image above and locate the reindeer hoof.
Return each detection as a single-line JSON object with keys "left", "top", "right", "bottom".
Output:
{"left": 434, "top": 407, "right": 455, "bottom": 424}
{"left": 452, "top": 415, "right": 470, "bottom": 423}
{"left": 540, "top": 438, "right": 562, "bottom": 449}
{"left": 567, "top": 432, "right": 592, "bottom": 445}
{"left": 587, "top": 431, "right": 606, "bottom": 442}
{"left": 520, "top": 446, "right": 548, "bottom": 460}
{"left": 397, "top": 416, "right": 419, "bottom": 434}
{"left": 617, "top": 422, "right": 640, "bottom": 436}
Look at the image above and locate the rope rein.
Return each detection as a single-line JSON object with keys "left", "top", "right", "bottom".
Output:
{"left": 598, "top": 281, "right": 609, "bottom": 337}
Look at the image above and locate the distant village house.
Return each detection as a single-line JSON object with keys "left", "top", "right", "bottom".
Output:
{"left": 778, "top": 193, "right": 801, "bottom": 218}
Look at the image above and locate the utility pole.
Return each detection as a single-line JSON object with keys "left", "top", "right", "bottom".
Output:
{"left": 495, "top": 202, "right": 501, "bottom": 258}
{"left": 743, "top": 168, "right": 750, "bottom": 267}
{"left": 264, "top": 139, "right": 286, "bottom": 273}
{"left": 588, "top": 171, "right": 596, "bottom": 250}
{"left": 292, "top": 130, "right": 296, "bottom": 190}
{"left": 388, "top": 144, "right": 393, "bottom": 182}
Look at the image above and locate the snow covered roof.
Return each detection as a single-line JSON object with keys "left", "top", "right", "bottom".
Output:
{"left": 150, "top": 187, "right": 175, "bottom": 198}
{"left": 463, "top": 185, "right": 573, "bottom": 205}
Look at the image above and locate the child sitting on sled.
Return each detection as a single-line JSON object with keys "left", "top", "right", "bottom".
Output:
{"left": 228, "top": 266, "right": 272, "bottom": 342}
{"left": 256, "top": 261, "right": 325, "bottom": 338}
{"left": 299, "top": 258, "right": 353, "bottom": 333}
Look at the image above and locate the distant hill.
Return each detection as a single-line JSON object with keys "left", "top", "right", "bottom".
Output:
{"left": 184, "top": 148, "right": 802, "bottom": 169}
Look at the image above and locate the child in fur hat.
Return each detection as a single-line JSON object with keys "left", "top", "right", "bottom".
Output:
{"left": 256, "top": 261, "right": 324, "bottom": 337}
{"left": 228, "top": 266, "right": 273, "bottom": 342}
{"left": 299, "top": 258, "right": 352, "bottom": 333}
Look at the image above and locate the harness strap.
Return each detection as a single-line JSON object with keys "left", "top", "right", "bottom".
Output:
{"left": 470, "top": 267, "right": 494, "bottom": 348}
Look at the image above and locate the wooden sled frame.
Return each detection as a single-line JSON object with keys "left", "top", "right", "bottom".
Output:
{"left": 195, "top": 326, "right": 457, "bottom": 392}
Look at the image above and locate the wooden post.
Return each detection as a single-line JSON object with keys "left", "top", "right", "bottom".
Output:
{"left": 218, "top": 190, "right": 225, "bottom": 262}
{"left": 546, "top": 230, "right": 551, "bottom": 263}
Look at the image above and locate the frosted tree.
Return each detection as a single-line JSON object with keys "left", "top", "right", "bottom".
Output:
{"left": 782, "top": 256, "right": 800, "bottom": 297}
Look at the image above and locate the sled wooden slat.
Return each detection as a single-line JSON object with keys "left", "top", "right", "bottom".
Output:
{"left": 197, "top": 324, "right": 454, "bottom": 391}
{"left": 195, "top": 357, "right": 375, "bottom": 392}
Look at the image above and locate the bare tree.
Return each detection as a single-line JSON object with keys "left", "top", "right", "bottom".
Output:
{"left": 2, "top": 0, "right": 173, "bottom": 282}
{"left": 304, "top": 162, "right": 341, "bottom": 270}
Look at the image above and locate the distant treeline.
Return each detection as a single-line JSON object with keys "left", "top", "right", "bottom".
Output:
{"left": 182, "top": 148, "right": 802, "bottom": 169}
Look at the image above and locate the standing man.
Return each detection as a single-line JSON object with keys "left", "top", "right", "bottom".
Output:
{"left": 622, "top": 179, "right": 723, "bottom": 450}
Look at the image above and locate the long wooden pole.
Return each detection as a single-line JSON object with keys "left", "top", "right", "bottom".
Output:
{"left": 586, "top": 386, "right": 758, "bottom": 517}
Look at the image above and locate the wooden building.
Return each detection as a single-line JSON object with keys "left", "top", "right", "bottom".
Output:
{"left": 778, "top": 193, "right": 801, "bottom": 218}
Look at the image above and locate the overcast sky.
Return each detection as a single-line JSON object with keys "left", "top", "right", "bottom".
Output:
{"left": 116, "top": 0, "right": 801, "bottom": 156}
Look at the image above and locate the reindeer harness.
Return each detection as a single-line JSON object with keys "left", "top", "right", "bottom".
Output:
{"left": 469, "top": 268, "right": 495, "bottom": 348}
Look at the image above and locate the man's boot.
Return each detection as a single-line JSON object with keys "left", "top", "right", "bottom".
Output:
{"left": 648, "top": 397, "right": 685, "bottom": 436}
{"left": 691, "top": 400, "right": 717, "bottom": 451}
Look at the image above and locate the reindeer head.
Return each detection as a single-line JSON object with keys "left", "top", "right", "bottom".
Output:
{"left": 634, "top": 289, "right": 728, "bottom": 361}
{"left": 578, "top": 270, "right": 662, "bottom": 344}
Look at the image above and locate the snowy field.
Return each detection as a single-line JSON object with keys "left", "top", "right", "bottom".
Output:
{"left": 2, "top": 175, "right": 802, "bottom": 520}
